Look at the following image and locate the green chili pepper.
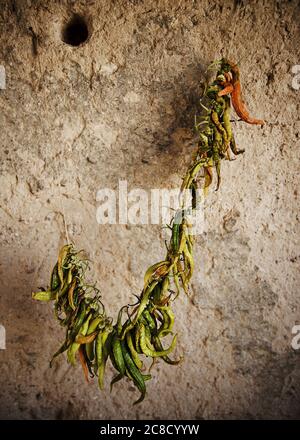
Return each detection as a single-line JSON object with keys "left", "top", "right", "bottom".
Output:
{"left": 110, "top": 373, "right": 123, "bottom": 391}
{"left": 67, "top": 279, "right": 77, "bottom": 311}
{"left": 182, "top": 243, "right": 194, "bottom": 285}
{"left": 97, "top": 327, "right": 112, "bottom": 390}
{"left": 143, "top": 309, "right": 156, "bottom": 332}
{"left": 230, "top": 135, "right": 245, "bottom": 155}
{"left": 157, "top": 306, "right": 174, "bottom": 337}
{"left": 120, "top": 340, "right": 146, "bottom": 405}
{"left": 116, "top": 306, "right": 127, "bottom": 336}
{"left": 50, "top": 263, "right": 60, "bottom": 291}
{"left": 57, "top": 244, "right": 71, "bottom": 285}
{"left": 50, "top": 339, "right": 72, "bottom": 367}
{"left": 67, "top": 313, "right": 91, "bottom": 366}
{"left": 171, "top": 222, "right": 180, "bottom": 253}
{"left": 85, "top": 340, "right": 95, "bottom": 362}
{"left": 144, "top": 261, "right": 170, "bottom": 287}
{"left": 134, "top": 325, "right": 143, "bottom": 354}
{"left": 87, "top": 316, "right": 103, "bottom": 334}
{"left": 138, "top": 324, "right": 177, "bottom": 358}
{"left": 152, "top": 335, "right": 183, "bottom": 365}
{"left": 111, "top": 334, "right": 126, "bottom": 376}
{"left": 222, "top": 99, "right": 232, "bottom": 145}
{"left": 173, "top": 266, "right": 181, "bottom": 298}
{"left": 151, "top": 282, "right": 162, "bottom": 305}
{"left": 69, "top": 302, "right": 87, "bottom": 342}
{"left": 126, "top": 330, "right": 143, "bottom": 369}
{"left": 32, "top": 289, "right": 57, "bottom": 301}
{"left": 211, "top": 111, "right": 228, "bottom": 145}
{"left": 120, "top": 280, "right": 159, "bottom": 339}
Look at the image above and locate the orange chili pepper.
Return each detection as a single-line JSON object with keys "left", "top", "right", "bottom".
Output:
{"left": 227, "top": 60, "right": 265, "bottom": 125}
{"left": 218, "top": 82, "right": 234, "bottom": 96}
{"left": 78, "top": 346, "right": 90, "bottom": 383}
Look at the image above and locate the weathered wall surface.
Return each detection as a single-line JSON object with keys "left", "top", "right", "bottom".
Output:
{"left": 0, "top": 0, "right": 300, "bottom": 420}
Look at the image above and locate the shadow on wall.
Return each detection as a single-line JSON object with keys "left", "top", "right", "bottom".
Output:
{"left": 0, "top": 244, "right": 85, "bottom": 420}
{"left": 191, "top": 232, "right": 300, "bottom": 419}
{"left": 131, "top": 61, "right": 209, "bottom": 187}
{"left": 147, "top": 61, "right": 208, "bottom": 152}
{"left": 252, "top": 351, "right": 300, "bottom": 419}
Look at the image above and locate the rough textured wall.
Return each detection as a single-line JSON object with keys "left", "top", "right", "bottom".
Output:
{"left": 0, "top": 0, "right": 300, "bottom": 420}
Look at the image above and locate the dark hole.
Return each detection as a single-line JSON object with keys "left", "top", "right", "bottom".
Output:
{"left": 62, "top": 15, "right": 89, "bottom": 46}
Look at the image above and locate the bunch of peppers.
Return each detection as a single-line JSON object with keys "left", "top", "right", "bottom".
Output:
{"left": 32, "top": 59, "right": 264, "bottom": 404}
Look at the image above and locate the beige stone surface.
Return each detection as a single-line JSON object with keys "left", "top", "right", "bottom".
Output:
{"left": 0, "top": 0, "right": 300, "bottom": 420}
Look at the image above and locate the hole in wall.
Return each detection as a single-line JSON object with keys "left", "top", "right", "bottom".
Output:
{"left": 62, "top": 14, "right": 89, "bottom": 46}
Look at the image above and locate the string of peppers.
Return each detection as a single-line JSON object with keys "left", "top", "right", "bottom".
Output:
{"left": 32, "top": 59, "right": 264, "bottom": 404}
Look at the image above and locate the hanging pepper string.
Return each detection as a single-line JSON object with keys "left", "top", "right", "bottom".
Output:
{"left": 32, "top": 59, "right": 264, "bottom": 404}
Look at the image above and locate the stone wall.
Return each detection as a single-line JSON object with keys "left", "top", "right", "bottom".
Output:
{"left": 0, "top": 0, "right": 299, "bottom": 420}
